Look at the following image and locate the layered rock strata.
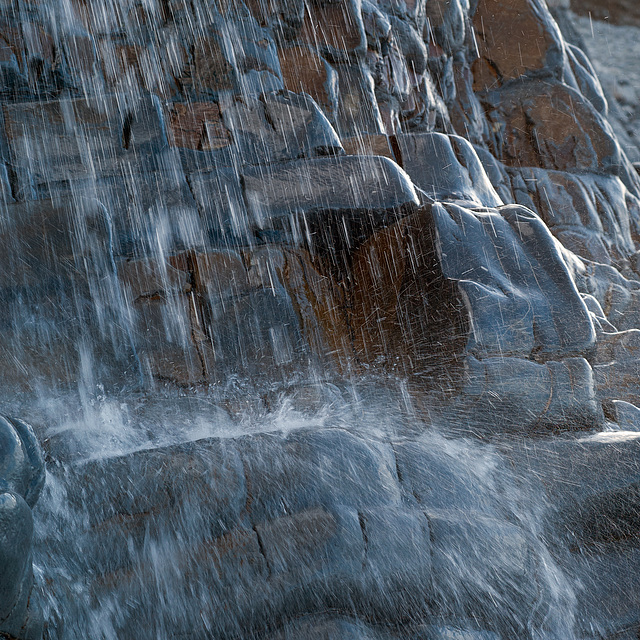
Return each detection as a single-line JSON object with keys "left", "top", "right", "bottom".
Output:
{"left": 2, "top": 0, "right": 640, "bottom": 638}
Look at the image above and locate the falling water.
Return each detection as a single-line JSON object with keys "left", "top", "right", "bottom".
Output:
{"left": 0, "top": 0, "right": 638, "bottom": 638}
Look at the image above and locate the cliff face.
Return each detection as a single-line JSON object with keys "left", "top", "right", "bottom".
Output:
{"left": 2, "top": 0, "right": 640, "bottom": 427}
{"left": 2, "top": 0, "right": 640, "bottom": 638}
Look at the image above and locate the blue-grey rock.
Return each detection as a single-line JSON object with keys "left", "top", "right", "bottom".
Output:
{"left": 0, "top": 415, "right": 45, "bottom": 640}
{"left": 396, "top": 133, "right": 502, "bottom": 207}
{"left": 188, "top": 166, "right": 251, "bottom": 246}
{"left": 0, "top": 416, "right": 45, "bottom": 508}
{"left": 1, "top": 94, "right": 168, "bottom": 189}
{"left": 241, "top": 155, "right": 419, "bottom": 233}
{"left": 433, "top": 202, "right": 596, "bottom": 358}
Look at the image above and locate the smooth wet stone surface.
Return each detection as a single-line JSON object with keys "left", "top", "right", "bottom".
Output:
{"left": 0, "top": 416, "right": 44, "bottom": 640}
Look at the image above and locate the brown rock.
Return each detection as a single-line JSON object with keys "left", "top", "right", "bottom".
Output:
{"left": 341, "top": 134, "right": 395, "bottom": 159}
{"left": 299, "top": 0, "right": 366, "bottom": 61}
{"left": 569, "top": 0, "right": 640, "bottom": 28}
{"left": 166, "top": 101, "right": 231, "bottom": 150}
{"left": 279, "top": 247, "right": 352, "bottom": 370}
{"left": 484, "top": 80, "right": 620, "bottom": 175}
{"left": 472, "top": 0, "right": 565, "bottom": 91}
{"left": 277, "top": 45, "right": 337, "bottom": 116}
{"left": 191, "top": 250, "right": 249, "bottom": 301}
{"left": 350, "top": 209, "right": 466, "bottom": 377}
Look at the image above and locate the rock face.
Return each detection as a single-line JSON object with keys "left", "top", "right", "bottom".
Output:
{"left": 0, "top": 416, "right": 45, "bottom": 640}
{"left": 3, "top": 0, "right": 640, "bottom": 638}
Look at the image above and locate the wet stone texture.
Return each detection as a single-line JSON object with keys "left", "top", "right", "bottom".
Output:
{"left": 0, "top": 416, "right": 45, "bottom": 640}
{"left": 4, "top": 0, "right": 640, "bottom": 638}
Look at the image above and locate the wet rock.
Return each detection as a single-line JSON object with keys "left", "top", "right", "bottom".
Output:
{"left": 247, "top": 0, "right": 306, "bottom": 39}
{"left": 506, "top": 431, "right": 640, "bottom": 636}
{"left": 342, "top": 133, "right": 395, "bottom": 160}
{"left": 192, "top": 34, "right": 236, "bottom": 94}
{"left": 274, "top": 247, "right": 352, "bottom": 370}
{"left": 298, "top": 0, "right": 367, "bottom": 63}
{"left": 471, "top": 146, "right": 512, "bottom": 203}
{"left": 349, "top": 208, "right": 468, "bottom": 377}
{"left": 0, "top": 416, "right": 45, "bottom": 640}
{"left": 187, "top": 166, "right": 251, "bottom": 245}
{"left": 0, "top": 416, "right": 46, "bottom": 509}
{"left": 0, "top": 197, "right": 137, "bottom": 386}
{"left": 117, "top": 256, "right": 205, "bottom": 385}
{"left": 217, "top": 91, "right": 342, "bottom": 165}
{"left": 4, "top": 0, "right": 640, "bottom": 636}
{"left": 482, "top": 80, "right": 622, "bottom": 178}
{"left": 69, "top": 437, "right": 247, "bottom": 542}
{"left": 426, "top": 0, "right": 466, "bottom": 55}
{"left": 450, "top": 63, "right": 490, "bottom": 146}
{"left": 429, "top": 511, "right": 536, "bottom": 635}
{"left": 241, "top": 155, "right": 419, "bottom": 237}
{"left": 347, "top": 199, "right": 598, "bottom": 402}
{"left": 472, "top": 0, "right": 565, "bottom": 90}
{"left": 604, "top": 399, "right": 640, "bottom": 431}
{"left": 418, "top": 628, "right": 500, "bottom": 640}
{"left": 569, "top": 0, "right": 640, "bottom": 28}
{"left": 434, "top": 202, "right": 595, "bottom": 357}
{"left": 513, "top": 168, "right": 639, "bottom": 264}
{"left": 452, "top": 355, "right": 603, "bottom": 433}
{"left": 396, "top": 132, "right": 503, "bottom": 206}
{"left": 565, "top": 43, "right": 607, "bottom": 115}
{"left": 260, "top": 90, "right": 344, "bottom": 157}
{"left": 265, "top": 615, "right": 399, "bottom": 639}
{"left": 237, "top": 428, "right": 401, "bottom": 522}
{"left": 166, "top": 102, "right": 232, "bottom": 151}
{"left": 333, "top": 62, "right": 386, "bottom": 137}
{"left": 358, "top": 505, "right": 432, "bottom": 616}
{"left": 1, "top": 94, "right": 168, "bottom": 189}
{"left": 570, "top": 258, "right": 640, "bottom": 331}
{"left": 255, "top": 505, "right": 365, "bottom": 616}
{"left": 277, "top": 45, "right": 339, "bottom": 118}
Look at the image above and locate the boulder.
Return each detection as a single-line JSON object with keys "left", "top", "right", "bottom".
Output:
{"left": 482, "top": 80, "right": 622, "bottom": 177}
{"left": 0, "top": 416, "right": 45, "bottom": 640}
{"left": 512, "top": 168, "right": 639, "bottom": 264}
{"left": 396, "top": 132, "right": 503, "bottom": 206}
{"left": 240, "top": 155, "right": 419, "bottom": 238}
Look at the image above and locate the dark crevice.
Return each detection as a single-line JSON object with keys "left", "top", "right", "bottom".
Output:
{"left": 357, "top": 511, "right": 369, "bottom": 570}
{"left": 252, "top": 523, "right": 272, "bottom": 575}
{"left": 122, "top": 112, "right": 134, "bottom": 150}
{"left": 389, "top": 134, "right": 403, "bottom": 167}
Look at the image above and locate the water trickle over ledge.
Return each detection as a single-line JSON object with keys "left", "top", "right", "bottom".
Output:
{"left": 2, "top": 0, "right": 640, "bottom": 638}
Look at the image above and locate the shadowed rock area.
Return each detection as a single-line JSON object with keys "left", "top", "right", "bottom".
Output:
{"left": 2, "top": 0, "right": 640, "bottom": 638}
